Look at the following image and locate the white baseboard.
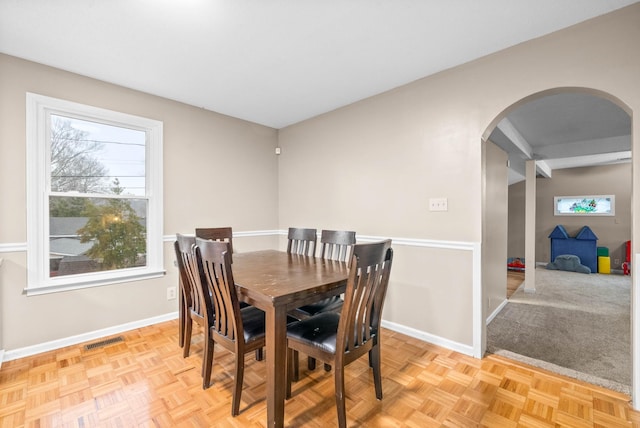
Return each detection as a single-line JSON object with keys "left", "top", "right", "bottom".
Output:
{"left": 2, "top": 312, "right": 473, "bottom": 366}
{"left": 486, "top": 298, "right": 509, "bottom": 325}
{"left": 3, "top": 312, "right": 179, "bottom": 362}
{"left": 381, "top": 319, "right": 474, "bottom": 357}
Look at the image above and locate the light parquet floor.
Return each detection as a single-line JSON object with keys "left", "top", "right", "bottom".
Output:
{"left": 1, "top": 319, "right": 639, "bottom": 427}
{"left": 507, "top": 271, "right": 525, "bottom": 299}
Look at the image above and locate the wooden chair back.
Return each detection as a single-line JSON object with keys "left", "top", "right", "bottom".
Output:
{"left": 287, "top": 227, "right": 317, "bottom": 256}
{"left": 195, "top": 238, "right": 242, "bottom": 344}
{"left": 195, "top": 227, "right": 234, "bottom": 262}
{"left": 175, "top": 233, "right": 209, "bottom": 358}
{"left": 338, "top": 239, "right": 393, "bottom": 363}
{"left": 175, "top": 234, "right": 207, "bottom": 321}
{"left": 319, "top": 229, "right": 356, "bottom": 262}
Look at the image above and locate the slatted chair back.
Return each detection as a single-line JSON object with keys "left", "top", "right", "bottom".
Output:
{"left": 195, "top": 227, "right": 234, "bottom": 262}
{"left": 319, "top": 229, "right": 356, "bottom": 262}
{"left": 195, "top": 238, "right": 241, "bottom": 343}
{"left": 338, "top": 239, "right": 393, "bottom": 363}
{"left": 291, "top": 229, "right": 356, "bottom": 321}
{"left": 286, "top": 227, "right": 317, "bottom": 256}
{"left": 175, "top": 233, "right": 209, "bottom": 357}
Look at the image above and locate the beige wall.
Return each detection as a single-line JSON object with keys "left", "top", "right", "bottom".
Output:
{"left": 508, "top": 163, "right": 631, "bottom": 270}
{"left": 277, "top": 3, "right": 640, "bottom": 348}
{"left": 0, "top": 54, "right": 280, "bottom": 350}
{"left": 483, "top": 141, "right": 508, "bottom": 316}
{"left": 1, "top": 3, "right": 640, "bottom": 355}
{"left": 508, "top": 182, "right": 526, "bottom": 260}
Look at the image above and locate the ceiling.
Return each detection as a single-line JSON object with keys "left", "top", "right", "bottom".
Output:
{"left": 490, "top": 93, "right": 632, "bottom": 184}
{"left": 0, "top": 0, "right": 636, "bottom": 182}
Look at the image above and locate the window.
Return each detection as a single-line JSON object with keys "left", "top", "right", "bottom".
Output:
{"left": 26, "top": 93, "right": 164, "bottom": 294}
{"left": 554, "top": 195, "right": 615, "bottom": 216}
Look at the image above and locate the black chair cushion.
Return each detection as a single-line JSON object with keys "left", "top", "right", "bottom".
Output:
{"left": 240, "top": 306, "right": 266, "bottom": 343}
{"left": 296, "top": 296, "right": 343, "bottom": 317}
{"left": 287, "top": 312, "right": 340, "bottom": 354}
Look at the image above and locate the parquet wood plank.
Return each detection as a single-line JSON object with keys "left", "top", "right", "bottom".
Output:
{"left": 1, "top": 319, "right": 639, "bottom": 427}
{"left": 515, "top": 412, "right": 556, "bottom": 428}
{"left": 507, "top": 271, "right": 525, "bottom": 299}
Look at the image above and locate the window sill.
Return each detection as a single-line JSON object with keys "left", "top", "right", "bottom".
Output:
{"left": 24, "top": 269, "right": 166, "bottom": 296}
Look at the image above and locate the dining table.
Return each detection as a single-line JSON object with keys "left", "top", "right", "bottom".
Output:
{"left": 232, "top": 250, "right": 349, "bottom": 428}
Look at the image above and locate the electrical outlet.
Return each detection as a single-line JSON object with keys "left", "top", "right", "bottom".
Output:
{"left": 429, "top": 197, "right": 448, "bottom": 212}
{"left": 167, "top": 287, "right": 177, "bottom": 300}
{"left": 614, "top": 258, "right": 620, "bottom": 265}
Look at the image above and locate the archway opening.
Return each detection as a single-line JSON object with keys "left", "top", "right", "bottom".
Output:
{"left": 481, "top": 87, "right": 633, "bottom": 393}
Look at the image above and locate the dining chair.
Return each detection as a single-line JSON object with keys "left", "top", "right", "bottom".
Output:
{"left": 174, "top": 234, "right": 206, "bottom": 360}
{"left": 195, "top": 227, "right": 265, "bottom": 360}
{"left": 194, "top": 238, "right": 267, "bottom": 416}
{"left": 286, "top": 240, "right": 393, "bottom": 428}
{"left": 195, "top": 226, "right": 266, "bottom": 362}
{"left": 175, "top": 242, "right": 187, "bottom": 350}
{"left": 286, "top": 227, "right": 317, "bottom": 256}
{"left": 290, "top": 229, "right": 356, "bottom": 371}
{"left": 319, "top": 229, "right": 357, "bottom": 262}
{"left": 294, "top": 229, "right": 356, "bottom": 318}
{"left": 178, "top": 230, "right": 263, "bottom": 361}
{"left": 195, "top": 227, "right": 234, "bottom": 262}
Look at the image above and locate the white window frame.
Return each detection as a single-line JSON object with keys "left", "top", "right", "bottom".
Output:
{"left": 26, "top": 93, "right": 164, "bottom": 295}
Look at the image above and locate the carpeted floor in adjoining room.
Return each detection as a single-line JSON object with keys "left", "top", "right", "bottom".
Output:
{"left": 487, "top": 267, "right": 631, "bottom": 393}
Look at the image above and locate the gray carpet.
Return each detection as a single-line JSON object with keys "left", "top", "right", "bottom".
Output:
{"left": 487, "top": 267, "right": 631, "bottom": 393}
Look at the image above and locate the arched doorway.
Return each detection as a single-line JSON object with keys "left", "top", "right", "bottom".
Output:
{"left": 480, "top": 87, "right": 633, "bottom": 395}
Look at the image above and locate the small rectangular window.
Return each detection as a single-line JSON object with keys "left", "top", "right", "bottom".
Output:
{"left": 27, "top": 93, "right": 164, "bottom": 294}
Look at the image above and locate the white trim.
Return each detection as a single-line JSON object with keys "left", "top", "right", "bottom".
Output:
{"left": 4, "top": 314, "right": 474, "bottom": 364}
{"left": 14, "top": 231, "right": 480, "bottom": 252}
{"left": 0, "top": 243, "right": 27, "bottom": 253}
{"left": 234, "top": 229, "right": 282, "bottom": 237}
{"left": 358, "top": 234, "right": 477, "bottom": 251}
{"left": 634, "top": 253, "right": 640, "bottom": 410}
{"left": 162, "top": 229, "right": 282, "bottom": 242}
{"left": 4, "top": 230, "right": 483, "bottom": 361}
{"left": 25, "top": 92, "right": 164, "bottom": 292}
{"left": 486, "top": 297, "right": 509, "bottom": 325}
{"left": 472, "top": 242, "right": 483, "bottom": 357}
{"left": 382, "top": 319, "right": 474, "bottom": 357}
{"left": 3, "top": 312, "right": 178, "bottom": 362}
{"left": 0, "top": 350, "right": 4, "bottom": 369}
{"left": 24, "top": 269, "right": 166, "bottom": 296}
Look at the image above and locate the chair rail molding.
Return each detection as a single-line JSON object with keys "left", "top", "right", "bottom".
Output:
{"left": 173, "top": 231, "right": 483, "bottom": 357}
{"left": 0, "top": 242, "right": 27, "bottom": 253}
{"left": 8, "top": 232, "right": 484, "bottom": 359}
{"left": 0, "top": 257, "right": 4, "bottom": 368}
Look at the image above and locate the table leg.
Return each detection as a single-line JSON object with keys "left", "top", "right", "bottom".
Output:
{"left": 265, "top": 305, "right": 287, "bottom": 428}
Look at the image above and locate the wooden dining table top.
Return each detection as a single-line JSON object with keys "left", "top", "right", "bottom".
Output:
{"left": 232, "top": 249, "right": 349, "bottom": 309}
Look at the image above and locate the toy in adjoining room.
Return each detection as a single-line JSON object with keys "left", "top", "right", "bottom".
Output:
{"left": 547, "top": 254, "right": 591, "bottom": 274}
{"left": 507, "top": 257, "right": 525, "bottom": 271}
{"left": 597, "top": 246, "right": 610, "bottom": 274}
{"left": 623, "top": 240, "right": 631, "bottom": 275}
{"left": 548, "top": 225, "right": 598, "bottom": 273}
{"left": 622, "top": 261, "right": 630, "bottom": 275}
